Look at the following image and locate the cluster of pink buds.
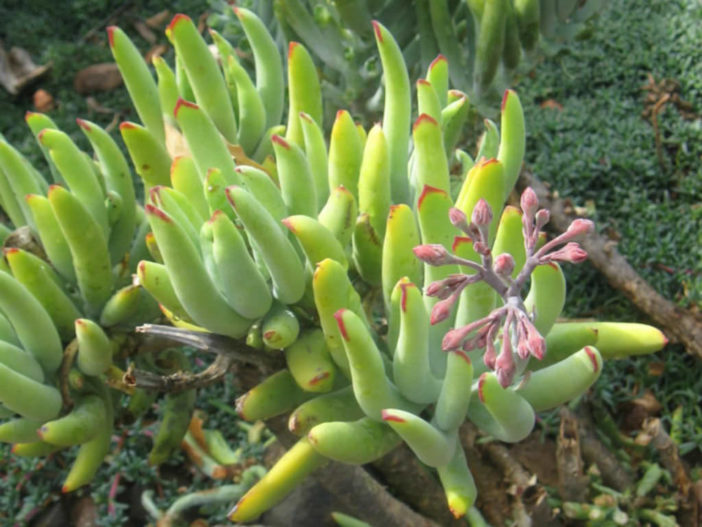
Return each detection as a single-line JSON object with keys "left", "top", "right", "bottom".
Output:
{"left": 413, "top": 187, "right": 594, "bottom": 387}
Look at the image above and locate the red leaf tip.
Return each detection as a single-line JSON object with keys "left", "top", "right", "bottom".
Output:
{"left": 501, "top": 89, "right": 515, "bottom": 112}
{"left": 399, "top": 281, "right": 415, "bottom": 313}
{"left": 208, "top": 210, "right": 224, "bottom": 224}
{"left": 144, "top": 204, "right": 172, "bottom": 223}
{"left": 417, "top": 184, "right": 446, "bottom": 210}
{"left": 173, "top": 98, "right": 198, "bottom": 118}
{"left": 452, "top": 236, "right": 472, "bottom": 252}
{"left": 453, "top": 350, "right": 472, "bottom": 365}
{"left": 429, "top": 54, "right": 448, "bottom": 69}
{"left": 584, "top": 346, "right": 599, "bottom": 373}
{"left": 47, "top": 184, "right": 63, "bottom": 197}
{"left": 333, "top": 309, "right": 349, "bottom": 341}
{"left": 119, "top": 121, "right": 138, "bottom": 131}
{"left": 271, "top": 134, "right": 290, "bottom": 149}
{"left": 76, "top": 118, "right": 91, "bottom": 132}
{"left": 478, "top": 373, "right": 488, "bottom": 403}
{"left": 308, "top": 372, "right": 330, "bottom": 386}
{"left": 288, "top": 41, "right": 299, "bottom": 58}
{"left": 106, "top": 26, "right": 116, "bottom": 47}
{"left": 281, "top": 217, "right": 296, "bottom": 233}
{"left": 224, "top": 186, "right": 241, "bottom": 209}
{"left": 413, "top": 113, "right": 438, "bottom": 131}
{"left": 167, "top": 14, "right": 191, "bottom": 35}
{"left": 381, "top": 410, "right": 405, "bottom": 423}
{"left": 371, "top": 20, "right": 383, "bottom": 43}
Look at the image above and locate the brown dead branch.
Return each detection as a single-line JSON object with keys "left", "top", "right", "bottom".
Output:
{"left": 557, "top": 408, "right": 589, "bottom": 502}
{"left": 575, "top": 403, "right": 634, "bottom": 491}
{"left": 642, "top": 418, "right": 699, "bottom": 526}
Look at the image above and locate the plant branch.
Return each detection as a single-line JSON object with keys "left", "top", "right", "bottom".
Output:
{"left": 123, "top": 325, "right": 283, "bottom": 393}
{"left": 123, "top": 353, "right": 233, "bottom": 393}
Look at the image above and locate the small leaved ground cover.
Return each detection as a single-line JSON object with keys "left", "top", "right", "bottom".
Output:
{"left": 0, "top": 0, "right": 203, "bottom": 166}
{"left": 0, "top": 375, "right": 265, "bottom": 526}
{"left": 518, "top": 0, "right": 700, "bottom": 316}
{"left": 514, "top": 0, "right": 702, "bottom": 481}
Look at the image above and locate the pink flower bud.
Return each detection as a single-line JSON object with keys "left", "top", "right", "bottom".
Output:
{"left": 535, "top": 209, "right": 550, "bottom": 230}
{"left": 413, "top": 244, "right": 452, "bottom": 266}
{"left": 471, "top": 199, "right": 493, "bottom": 226}
{"left": 541, "top": 242, "right": 588, "bottom": 264}
{"left": 495, "top": 340, "right": 515, "bottom": 387}
{"left": 425, "top": 281, "right": 444, "bottom": 298}
{"left": 442, "top": 314, "right": 495, "bottom": 350}
{"left": 430, "top": 297, "right": 454, "bottom": 325}
{"left": 483, "top": 340, "right": 496, "bottom": 369}
{"left": 520, "top": 187, "right": 539, "bottom": 217}
{"left": 493, "top": 253, "right": 515, "bottom": 276}
{"left": 566, "top": 219, "right": 594, "bottom": 238}
{"left": 496, "top": 364, "right": 515, "bottom": 388}
{"left": 449, "top": 207, "right": 470, "bottom": 232}
{"left": 442, "top": 328, "right": 464, "bottom": 350}
{"left": 425, "top": 274, "right": 467, "bottom": 299}
{"left": 528, "top": 332, "right": 546, "bottom": 360}
{"left": 517, "top": 338, "right": 530, "bottom": 360}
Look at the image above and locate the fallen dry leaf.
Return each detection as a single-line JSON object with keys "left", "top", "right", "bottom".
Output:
{"left": 132, "top": 19, "right": 157, "bottom": 44}
{"left": 145, "top": 9, "right": 171, "bottom": 29}
{"left": 145, "top": 44, "right": 169, "bottom": 64}
{"left": 540, "top": 99, "right": 563, "bottom": 111}
{"left": 631, "top": 390, "right": 663, "bottom": 414}
{"left": 647, "top": 361, "right": 665, "bottom": 376}
{"left": 73, "top": 63, "right": 122, "bottom": 94}
{"left": 33, "top": 88, "right": 54, "bottom": 112}
{"left": 85, "top": 96, "right": 114, "bottom": 114}
{"left": 0, "top": 43, "right": 52, "bottom": 95}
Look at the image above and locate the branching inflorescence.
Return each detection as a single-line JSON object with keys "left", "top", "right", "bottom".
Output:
{"left": 416, "top": 187, "right": 594, "bottom": 386}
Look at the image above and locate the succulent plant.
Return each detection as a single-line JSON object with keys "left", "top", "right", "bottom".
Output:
{"left": 0, "top": 6, "right": 665, "bottom": 523}
{"left": 209, "top": 0, "right": 607, "bottom": 110}
{"left": 0, "top": 108, "right": 161, "bottom": 491}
